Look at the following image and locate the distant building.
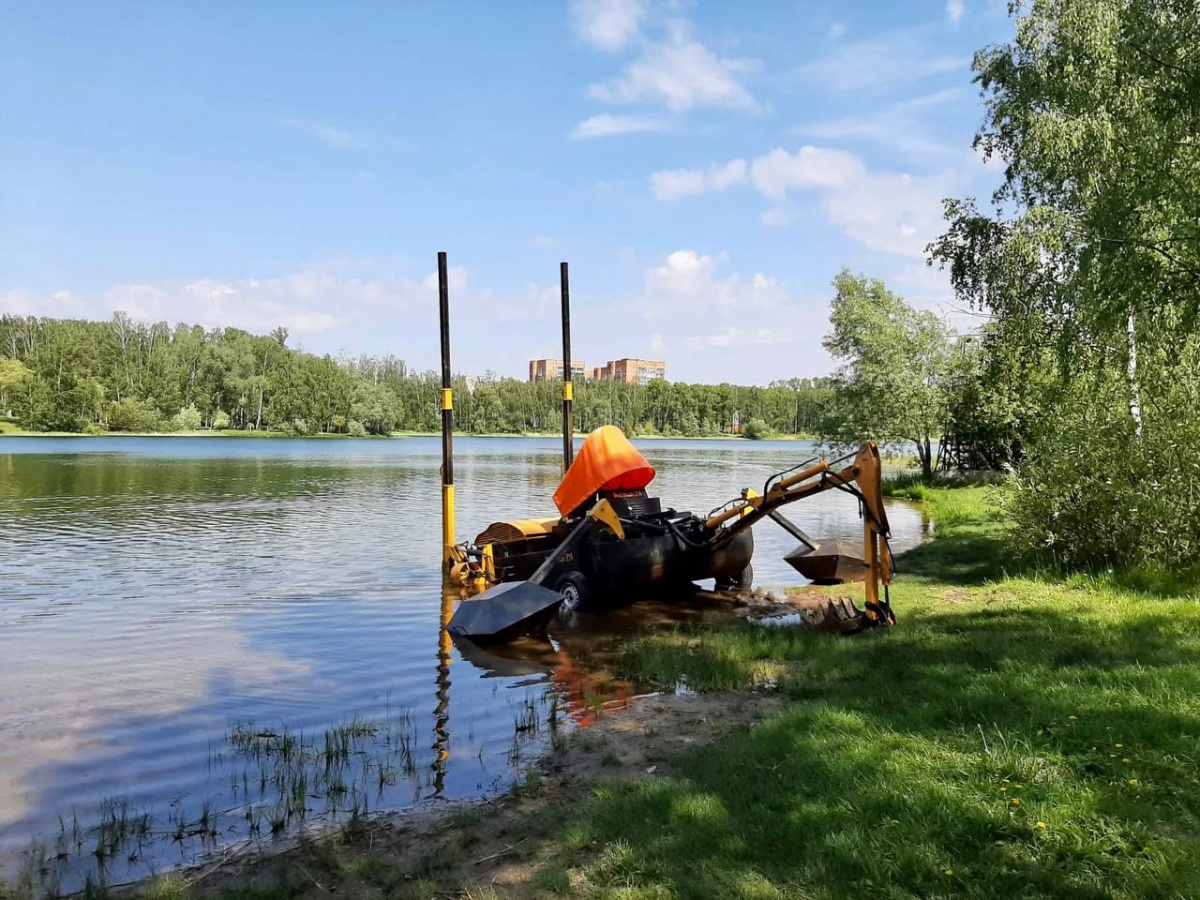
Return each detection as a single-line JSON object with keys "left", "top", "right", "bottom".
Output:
{"left": 528, "top": 358, "right": 587, "bottom": 383}
{"left": 592, "top": 358, "right": 666, "bottom": 385}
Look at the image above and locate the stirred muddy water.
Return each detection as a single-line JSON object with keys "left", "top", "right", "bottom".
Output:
{"left": 0, "top": 435, "right": 925, "bottom": 891}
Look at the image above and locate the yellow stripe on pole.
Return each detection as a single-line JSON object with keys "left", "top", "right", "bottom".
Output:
{"left": 441, "top": 388, "right": 453, "bottom": 411}
{"left": 562, "top": 381, "right": 574, "bottom": 401}
{"left": 442, "top": 483, "right": 456, "bottom": 562}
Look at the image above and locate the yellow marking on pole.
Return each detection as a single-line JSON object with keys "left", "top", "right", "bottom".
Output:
{"left": 441, "top": 388, "right": 453, "bottom": 411}
{"left": 442, "top": 483, "right": 456, "bottom": 563}
{"left": 562, "top": 381, "right": 574, "bottom": 401}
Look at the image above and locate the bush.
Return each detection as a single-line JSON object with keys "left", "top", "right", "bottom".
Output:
{"left": 347, "top": 419, "right": 367, "bottom": 437}
{"left": 82, "top": 421, "right": 108, "bottom": 436}
{"left": 212, "top": 410, "right": 231, "bottom": 430}
{"left": 1005, "top": 373, "right": 1200, "bottom": 570}
{"left": 106, "top": 398, "right": 163, "bottom": 432}
{"left": 741, "top": 418, "right": 773, "bottom": 440}
{"left": 172, "top": 404, "right": 203, "bottom": 432}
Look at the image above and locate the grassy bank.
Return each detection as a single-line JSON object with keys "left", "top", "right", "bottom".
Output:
{"left": 558, "top": 485, "right": 1200, "bottom": 898}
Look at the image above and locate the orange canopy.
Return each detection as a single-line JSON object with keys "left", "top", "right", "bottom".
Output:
{"left": 553, "top": 426, "right": 656, "bottom": 517}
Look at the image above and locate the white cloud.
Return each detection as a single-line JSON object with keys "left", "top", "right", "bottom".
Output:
{"left": 820, "top": 168, "right": 958, "bottom": 258}
{"left": 793, "top": 88, "right": 964, "bottom": 161}
{"left": 649, "top": 144, "right": 961, "bottom": 258}
{"left": 278, "top": 117, "right": 371, "bottom": 150}
{"left": 946, "top": 0, "right": 966, "bottom": 25}
{"left": 570, "top": 0, "right": 646, "bottom": 52}
{"left": 570, "top": 113, "right": 670, "bottom": 140}
{"left": 641, "top": 250, "right": 789, "bottom": 316}
{"left": 750, "top": 146, "right": 864, "bottom": 200}
{"left": 796, "top": 29, "right": 968, "bottom": 92}
{"left": 650, "top": 159, "right": 747, "bottom": 201}
{"left": 588, "top": 21, "right": 764, "bottom": 114}
{"left": 829, "top": 22, "right": 847, "bottom": 39}
{"left": 600, "top": 249, "right": 830, "bottom": 380}
{"left": 685, "top": 327, "right": 791, "bottom": 351}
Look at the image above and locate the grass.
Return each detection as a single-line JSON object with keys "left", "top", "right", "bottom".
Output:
{"left": 535, "top": 484, "right": 1200, "bottom": 898}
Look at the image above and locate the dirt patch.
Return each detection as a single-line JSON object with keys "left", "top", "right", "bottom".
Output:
{"left": 166, "top": 689, "right": 782, "bottom": 900}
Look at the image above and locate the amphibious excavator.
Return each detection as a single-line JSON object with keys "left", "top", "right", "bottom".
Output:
{"left": 433, "top": 253, "right": 895, "bottom": 641}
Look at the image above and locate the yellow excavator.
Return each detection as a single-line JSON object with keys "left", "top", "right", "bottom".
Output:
{"left": 446, "top": 426, "right": 894, "bottom": 641}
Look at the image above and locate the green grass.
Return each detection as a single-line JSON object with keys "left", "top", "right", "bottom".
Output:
{"left": 540, "top": 485, "right": 1200, "bottom": 898}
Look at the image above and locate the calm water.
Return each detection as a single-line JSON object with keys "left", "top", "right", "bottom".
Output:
{"left": 0, "top": 435, "right": 924, "bottom": 891}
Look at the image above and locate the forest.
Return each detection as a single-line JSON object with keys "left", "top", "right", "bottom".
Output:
{"left": 0, "top": 312, "right": 834, "bottom": 440}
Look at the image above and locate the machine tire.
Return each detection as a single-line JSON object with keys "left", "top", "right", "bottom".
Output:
{"left": 715, "top": 563, "right": 753, "bottom": 592}
{"left": 554, "top": 571, "right": 591, "bottom": 611}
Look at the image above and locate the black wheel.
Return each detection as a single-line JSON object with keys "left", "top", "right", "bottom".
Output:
{"left": 715, "top": 563, "right": 753, "bottom": 591}
{"left": 554, "top": 571, "right": 591, "bottom": 611}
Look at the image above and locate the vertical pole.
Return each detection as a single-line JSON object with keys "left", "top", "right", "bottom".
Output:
{"left": 438, "top": 252, "right": 456, "bottom": 566}
{"left": 560, "top": 261, "right": 574, "bottom": 472}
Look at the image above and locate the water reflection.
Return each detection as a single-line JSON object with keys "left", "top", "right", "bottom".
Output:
{"left": 0, "top": 436, "right": 926, "bottom": 892}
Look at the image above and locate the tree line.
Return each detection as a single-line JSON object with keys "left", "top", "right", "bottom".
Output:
{"left": 0, "top": 312, "right": 834, "bottom": 438}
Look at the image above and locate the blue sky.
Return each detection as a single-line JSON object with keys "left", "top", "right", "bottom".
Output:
{"left": 1, "top": 1, "right": 1011, "bottom": 384}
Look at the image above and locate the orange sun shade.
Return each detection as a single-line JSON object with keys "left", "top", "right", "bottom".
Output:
{"left": 553, "top": 425, "right": 656, "bottom": 517}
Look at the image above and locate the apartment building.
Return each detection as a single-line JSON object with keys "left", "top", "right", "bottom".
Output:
{"left": 590, "top": 359, "right": 666, "bottom": 385}
{"left": 528, "top": 358, "right": 587, "bottom": 383}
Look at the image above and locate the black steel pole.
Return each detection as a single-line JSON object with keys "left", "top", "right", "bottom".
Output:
{"left": 438, "top": 252, "right": 455, "bottom": 563}
{"left": 560, "top": 261, "right": 574, "bottom": 470}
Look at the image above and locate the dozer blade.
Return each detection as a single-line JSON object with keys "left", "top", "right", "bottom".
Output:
{"left": 784, "top": 538, "right": 868, "bottom": 585}
{"left": 447, "top": 581, "right": 564, "bottom": 642}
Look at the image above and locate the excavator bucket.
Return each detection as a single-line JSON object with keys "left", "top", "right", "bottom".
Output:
{"left": 447, "top": 581, "right": 564, "bottom": 642}
{"left": 784, "top": 539, "right": 868, "bottom": 585}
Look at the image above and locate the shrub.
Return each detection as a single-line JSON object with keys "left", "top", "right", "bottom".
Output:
{"left": 212, "top": 410, "right": 231, "bottom": 430}
{"left": 1005, "top": 373, "right": 1200, "bottom": 570}
{"left": 741, "top": 418, "right": 773, "bottom": 440}
{"left": 106, "top": 397, "right": 163, "bottom": 432}
{"left": 82, "top": 421, "right": 108, "bottom": 436}
{"left": 172, "top": 404, "right": 203, "bottom": 432}
{"left": 347, "top": 419, "right": 367, "bottom": 437}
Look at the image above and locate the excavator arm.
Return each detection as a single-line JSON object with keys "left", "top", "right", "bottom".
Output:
{"left": 704, "top": 442, "right": 895, "bottom": 626}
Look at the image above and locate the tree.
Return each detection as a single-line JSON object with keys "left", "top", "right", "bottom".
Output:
{"left": 930, "top": 0, "right": 1200, "bottom": 435}
{"left": 822, "top": 271, "right": 955, "bottom": 478}
{"left": 927, "top": 0, "right": 1200, "bottom": 567}
{"left": 0, "top": 358, "right": 33, "bottom": 415}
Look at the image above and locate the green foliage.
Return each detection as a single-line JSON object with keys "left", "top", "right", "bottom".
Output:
{"left": 171, "top": 404, "right": 203, "bottom": 432}
{"left": 929, "top": 0, "right": 1200, "bottom": 570}
{"left": 0, "top": 314, "right": 836, "bottom": 437}
{"left": 107, "top": 397, "right": 163, "bottom": 433}
{"left": 739, "top": 417, "right": 771, "bottom": 440}
{"left": 1005, "top": 364, "right": 1200, "bottom": 570}
{"left": 347, "top": 419, "right": 367, "bottom": 437}
{"left": 822, "top": 270, "right": 956, "bottom": 477}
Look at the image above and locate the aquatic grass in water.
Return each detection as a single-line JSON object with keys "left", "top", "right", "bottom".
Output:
{"left": 14, "top": 711, "right": 427, "bottom": 897}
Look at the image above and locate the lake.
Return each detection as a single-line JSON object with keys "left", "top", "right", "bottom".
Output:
{"left": 0, "top": 435, "right": 926, "bottom": 892}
